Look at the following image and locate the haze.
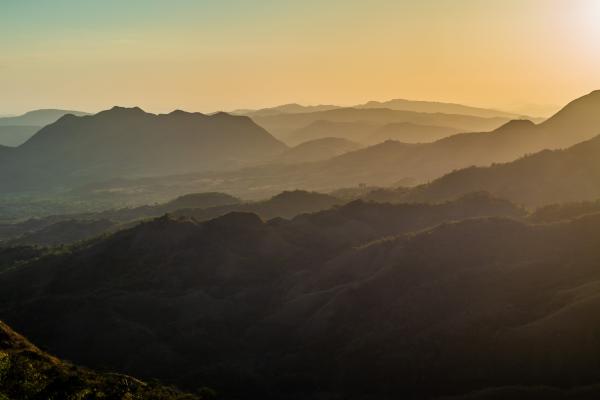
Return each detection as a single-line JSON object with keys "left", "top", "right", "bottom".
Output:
{"left": 2, "top": 0, "right": 600, "bottom": 116}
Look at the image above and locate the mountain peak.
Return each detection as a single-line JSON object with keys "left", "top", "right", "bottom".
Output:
{"left": 540, "top": 90, "right": 600, "bottom": 139}
{"left": 109, "top": 105, "right": 146, "bottom": 114}
{"left": 494, "top": 119, "right": 536, "bottom": 132}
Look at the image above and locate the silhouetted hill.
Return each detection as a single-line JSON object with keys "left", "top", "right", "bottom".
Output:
{"left": 0, "top": 125, "right": 40, "bottom": 147}
{"left": 285, "top": 120, "right": 378, "bottom": 145}
{"left": 276, "top": 137, "right": 362, "bottom": 163}
{"left": 0, "top": 107, "right": 287, "bottom": 192}
{"left": 369, "top": 121, "right": 461, "bottom": 143}
{"left": 0, "top": 109, "right": 89, "bottom": 126}
{"left": 0, "top": 110, "right": 88, "bottom": 147}
{"left": 253, "top": 107, "right": 510, "bottom": 141}
{"left": 529, "top": 200, "right": 600, "bottom": 223}
{"left": 5, "top": 219, "right": 116, "bottom": 247}
{"left": 0, "top": 194, "right": 524, "bottom": 398}
{"left": 287, "top": 91, "right": 600, "bottom": 190}
{"left": 0, "top": 320, "right": 202, "bottom": 399}
{"left": 286, "top": 119, "right": 460, "bottom": 146}
{"left": 0, "top": 190, "right": 344, "bottom": 247}
{"left": 540, "top": 89, "right": 600, "bottom": 146}
{"left": 0, "top": 192, "right": 241, "bottom": 246}
{"left": 232, "top": 103, "right": 340, "bottom": 117}
{"left": 172, "top": 190, "right": 344, "bottom": 221}
{"left": 406, "top": 134, "right": 600, "bottom": 206}
{"left": 356, "top": 98, "right": 529, "bottom": 119}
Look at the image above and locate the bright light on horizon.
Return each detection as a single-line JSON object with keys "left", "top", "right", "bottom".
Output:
{"left": 1, "top": 0, "right": 600, "bottom": 116}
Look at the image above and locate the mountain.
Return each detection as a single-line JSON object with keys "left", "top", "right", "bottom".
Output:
{"left": 232, "top": 103, "right": 340, "bottom": 117}
{"left": 0, "top": 109, "right": 89, "bottom": 126}
{"left": 285, "top": 119, "right": 460, "bottom": 146}
{"left": 369, "top": 122, "right": 462, "bottom": 143}
{"left": 0, "top": 193, "right": 524, "bottom": 399}
{"left": 0, "top": 107, "right": 288, "bottom": 192}
{"left": 0, "top": 192, "right": 241, "bottom": 245}
{"left": 172, "top": 190, "right": 344, "bottom": 221}
{"left": 0, "top": 190, "right": 342, "bottom": 247}
{"left": 252, "top": 107, "right": 510, "bottom": 141}
{"left": 4, "top": 219, "right": 116, "bottom": 247}
{"left": 285, "top": 120, "right": 378, "bottom": 145}
{"left": 0, "top": 126, "right": 40, "bottom": 147}
{"left": 270, "top": 91, "right": 600, "bottom": 192}
{"left": 356, "top": 98, "right": 530, "bottom": 119}
{"left": 276, "top": 137, "right": 363, "bottom": 163}
{"left": 0, "top": 109, "right": 89, "bottom": 147}
{"left": 538, "top": 89, "right": 600, "bottom": 146}
{"left": 0, "top": 320, "right": 203, "bottom": 399}
{"left": 529, "top": 200, "right": 600, "bottom": 223}
{"left": 65, "top": 91, "right": 600, "bottom": 203}
{"left": 405, "top": 134, "right": 600, "bottom": 207}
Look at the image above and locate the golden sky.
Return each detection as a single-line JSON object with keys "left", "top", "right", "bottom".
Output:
{"left": 1, "top": 0, "right": 599, "bottom": 116}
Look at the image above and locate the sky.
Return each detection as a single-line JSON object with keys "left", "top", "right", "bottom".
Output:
{"left": 1, "top": 0, "right": 600, "bottom": 116}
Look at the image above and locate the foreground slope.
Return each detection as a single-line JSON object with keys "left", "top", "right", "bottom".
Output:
{"left": 0, "top": 320, "right": 201, "bottom": 399}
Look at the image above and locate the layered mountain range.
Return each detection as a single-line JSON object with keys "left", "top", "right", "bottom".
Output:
{"left": 0, "top": 107, "right": 287, "bottom": 192}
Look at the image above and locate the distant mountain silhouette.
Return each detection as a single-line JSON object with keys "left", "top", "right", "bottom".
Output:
{"left": 278, "top": 91, "right": 600, "bottom": 191}
{"left": 286, "top": 119, "right": 460, "bottom": 146}
{"left": 0, "top": 125, "right": 40, "bottom": 147}
{"left": 0, "top": 320, "right": 201, "bottom": 399}
{"left": 0, "top": 109, "right": 89, "bottom": 147}
{"left": 276, "top": 137, "right": 362, "bottom": 163}
{"left": 0, "top": 107, "right": 287, "bottom": 191}
{"left": 232, "top": 103, "right": 340, "bottom": 117}
{"left": 58, "top": 91, "right": 600, "bottom": 203}
{"left": 405, "top": 133, "right": 600, "bottom": 206}
{"left": 286, "top": 119, "right": 378, "bottom": 145}
{"left": 356, "top": 98, "right": 531, "bottom": 119}
{"left": 0, "top": 109, "right": 89, "bottom": 126}
{"left": 253, "top": 107, "right": 510, "bottom": 141}
{"left": 369, "top": 121, "right": 461, "bottom": 143}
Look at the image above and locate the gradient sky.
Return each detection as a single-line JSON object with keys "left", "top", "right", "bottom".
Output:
{"left": 1, "top": 0, "right": 600, "bottom": 116}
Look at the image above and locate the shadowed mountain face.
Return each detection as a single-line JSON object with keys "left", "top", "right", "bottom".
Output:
{"left": 0, "top": 320, "right": 202, "bottom": 399}
{"left": 406, "top": 133, "right": 600, "bottom": 207}
{"left": 0, "top": 107, "right": 287, "bottom": 192}
{"left": 276, "top": 137, "right": 363, "bottom": 163}
{"left": 0, "top": 193, "right": 526, "bottom": 399}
